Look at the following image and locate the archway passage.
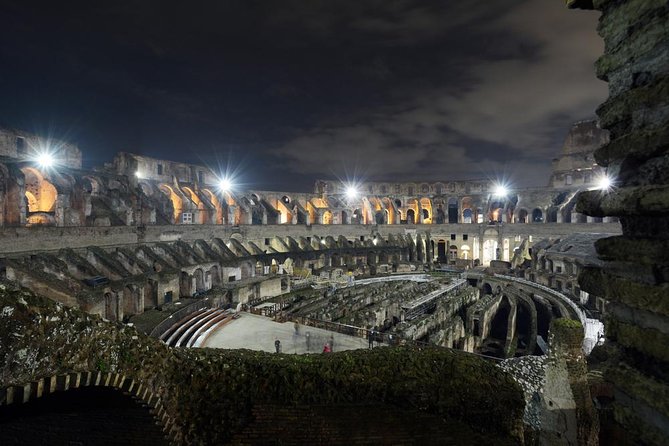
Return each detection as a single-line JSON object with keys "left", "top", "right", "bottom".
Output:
{"left": 0, "top": 387, "right": 168, "bottom": 446}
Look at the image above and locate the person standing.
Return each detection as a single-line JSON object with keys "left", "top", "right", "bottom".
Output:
{"left": 368, "top": 329, "right": 374, "bottom": 349}
{"left": 322, "top": 343, "right": 331, "bottom": 353}
{"left": 275, "top": 339, "right": 281, "bottom": 353}
{"left": 329, "top": 335, "right": 335, "bottom": 352}
{"left": 305, "top": 332, "right": 311, "bottom": 351}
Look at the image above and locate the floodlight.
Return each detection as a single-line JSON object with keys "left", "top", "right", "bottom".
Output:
{"left": 596, "top": 174, "right": 613, "bottom": 191}
{"left": 35, "top": 152, "right": 55, "bottom": 169}
{"left": 493, "top": 183, "right": 508, "bottom": 198}
{"left": 135, "top": 170, "right": 144, "bottom": 179}
{"left": 345, "top": 185, "right": 358, "bottom": 200}
{"left": 218, "top": 178, "right": 232, "bottom": 192}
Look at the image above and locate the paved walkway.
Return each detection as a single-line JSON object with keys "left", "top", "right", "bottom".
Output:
{"left": 202, "top": 312, "right": 369, "bottom": 354}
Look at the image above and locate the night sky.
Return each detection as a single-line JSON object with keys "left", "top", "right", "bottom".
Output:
{"left": 0, "top": 1, "right": 605, "bottom": 191}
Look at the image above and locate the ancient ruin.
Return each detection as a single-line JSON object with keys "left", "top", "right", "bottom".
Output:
{"left": 0, "top": 0, "right": 667, "bottom": 444}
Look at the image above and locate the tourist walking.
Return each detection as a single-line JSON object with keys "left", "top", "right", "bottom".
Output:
{"left": 322, "top": 343, "right": 331, "bottom": 353}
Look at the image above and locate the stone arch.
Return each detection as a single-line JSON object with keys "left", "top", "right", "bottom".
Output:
{"left": 0, "top": 372, "right": 175, "bottom": 443}
{"left": 182, "top": 186, "right": 206, "bottom": 224}
{"left": 159, "top": 184, "right": 183, "bottom": 224}
{"left": 144, "top": 280, "right": 158, "bottom": 308}
{"left": 448, "top": 244, "right": 458, "bottom": 261}
{"left": 81, "top": 175, "right": 101, "bottom": 196}
{"left": 406, "top": 208, "right": 416, "bottom": 225}
{"left": 437, "top": 239, "right": 447, "bottom": 262}
{"left": 463, "top": 208, "right": 473, "bottom": 224}
{"left": 448, "top": 197, "right": 459, "bottom": 224}
{"left": 180, "top": 271, "right": 191, "bottom": 297}
{"left": 202, "top": 188, "right": 223, "bottom": 224}
{"left": 482, "top": 282, "right": 493, "bottom": 295}
{"left": 194, "top": 268, "right": 205, "bottom": 293}
{"left": 420, "top": 198, "right": 432, "bottom": 224}
{"left": 517, "top": 209, "right": 528, "bottom": 223}
{"left": 122, "top": 285, "right": 139, "bottom": 319}
{"left": 240, "top": 261, "right": 254, "bottom": 279}
{"left": 104, "top": 292, "right": 117, "bottom": 321}
{"left": 209, "top": 265, "right": 221, "bottom": 286}
{"left": 531, "top": 208, "right": 543, "bottom": 223}
{"left": 322, "top": 210, "right": 333, "bottom": 225}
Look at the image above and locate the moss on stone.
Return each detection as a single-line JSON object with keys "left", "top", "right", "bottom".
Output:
{"left": 0, "top": 282, "right": 526, "bottom": 445}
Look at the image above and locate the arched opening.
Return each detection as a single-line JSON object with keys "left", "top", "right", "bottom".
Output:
{"left": 210, "top": 265, "right": 221, "bottom": 286}
{"left": 159, "top": 185, "right": 183, "bottom": 224}
{"left": 437, "top": 240, "right": 447, "bottom": 262}
{"left": 0, "top": 387, "right": 168, "bottom": 445}
{"left": 463, "top": 208, "right": 473, "bottom": 224}
{"left": 406, "top": 208, "right": 416, "bottom": 225}
{"left": 180, "top": 271, "right": 191, "bottom": 297}
{"left": 532, "top": 208, "right": 543, "bottom": 223}
{"left": 547, "top": 207, "right": 559, "bottom": 223}
{"left": 420, "top": 198, "right": 432, "bottom": 224}
{"left": 517, "top": 209, "right": 528, "bottom": 223}
{"left": 482, "top": 283, "right": 493, "bottom": 295}
{"left": 460, "top": 244, "right": 471, "bottom": 260}
{"left": 122, "top": 286, "right": 137, "bottom": 319}
{"left": 341, "top": 210, "right": 348, "bottom": 224}
{"left": 194, "top": 268, "right": 205, "bottom": 293}
{"left": 240, "top": 261, "right": 254, "bottom": 279}
{"left": 144, "top": 281, "right": 158, "bottom": 308}
{"left": 322, "top": 210, "right": 333, "bottom": 225}
{"left": 104, "top": 292, "right": 117, "bottom": 321}
{"left": 482, "top": 239, "right": 498, "bottom": 265}
{"left": 448, "top": 198, "right": 458, "bottom": 223}
{"left": 375, "top": 210, "right": 386, "bottom": 224}
{"left": 182, "top": 186, "right": 206, "bottom": 224}
{"left": 351, "top": 208, "right": 362, "bottom": 224}
{"left": 448, "top": 244, "right": 458, "bottom": 262}
{"left": 394, "top": 199, "right": 402, "bottom": 208}
{"left": 435, "top": 204, "right": 446, "bottom": 224}
{"left": 489, "top": 200, "right": 504, "bottom": 223}
{"left": 202, "top": 189, "right": 223, "bottom": 224}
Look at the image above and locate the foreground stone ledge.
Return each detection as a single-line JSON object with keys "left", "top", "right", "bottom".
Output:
{"left": 594, "top": 125, "right": 669, "bottom": 166}
{"left": 576, "top": 185, "right": 669, "bottom": 217}
{"left": 595, "top": 235, "right": 669, "bottom": 265}
{"left": 596, "top": 77, "right": 669, "bottom": 132}
{"left": 606, "top": 318, "right": 669, "bottom": 363}
{"left": 579, "top": 267, "right": 669, "bottom": 317}
{"left": 607, "top": 362, "right": 669, "bottom": 422}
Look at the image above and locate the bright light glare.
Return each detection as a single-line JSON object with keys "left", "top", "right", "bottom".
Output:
{"left": 596, "top": 175, "right": 612, "bottom": 191}
{"left": 218, "top": 178, "right": 232, "bottom": 192}
{"left": 135, "top": 170, "right": 143, "bottom": 179}
{"left": 36, "top": 152, "right": 55, "bottom": 169}
{"left": 345, "top": 185, "right": 358, "bottom": 200}
{"left": 493, "top": 183, "right": 508, "bottom": 197}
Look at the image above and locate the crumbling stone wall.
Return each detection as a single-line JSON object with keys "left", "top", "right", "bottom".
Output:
{"left": 568, "top": 0, "right": 669, "bottom": 444}
{"left": 0, "top": 282, "right": 526, "bottom": 444}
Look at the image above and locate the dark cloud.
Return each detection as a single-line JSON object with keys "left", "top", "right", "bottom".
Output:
{"left": 0, "top": 0, "right": 605, "bottom": 190}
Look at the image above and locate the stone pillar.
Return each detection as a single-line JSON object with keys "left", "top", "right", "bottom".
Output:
{"left": 539, "top": 318, "right": 598, "bottom": 445}
{"left": 569, "top": 0, "right": 669, "bottom": 444}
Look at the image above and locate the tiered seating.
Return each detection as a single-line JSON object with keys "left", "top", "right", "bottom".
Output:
{"left": 159, "top": 308, "right": 235, "bottom": 347}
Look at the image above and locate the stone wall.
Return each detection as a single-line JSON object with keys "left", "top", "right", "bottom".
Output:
{"left": 569, "top": 0, "right": 669, "bottom": 444}
{"left": 0, "top": 282, "right": 526, "bottom": 444}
